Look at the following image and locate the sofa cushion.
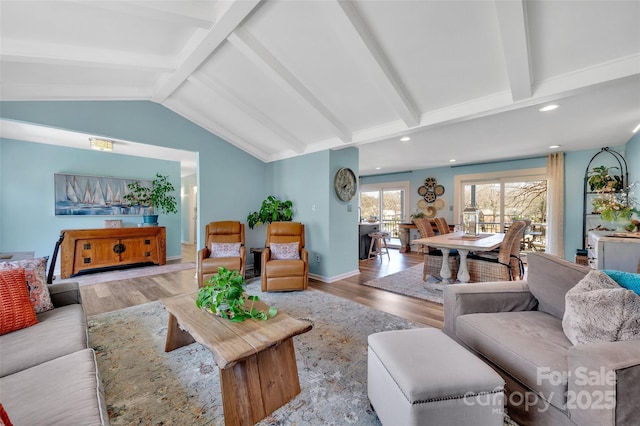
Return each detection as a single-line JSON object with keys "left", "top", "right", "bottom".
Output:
{"left": 0, "top": 348, "right": 108, "bottom": 426}
{"left": 526, "top": 252, "right": 590, "bottom": 319}
{"left": 0, "top": 257, "right": 53, "bottom": 313}
{"left": 562, "top": 269, "right": 640, "bottom": 345}
{"left": 456, "top": 311, "right": 572, "bottom": 410}
{"left": 0, "top": 269, "right": 38, "bottom": 336}
{"left": 0, "top": 304, "right": 88, "bottom": 377}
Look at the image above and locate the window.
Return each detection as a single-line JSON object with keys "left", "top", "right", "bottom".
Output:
{"left": 454, "top": 168, "right": 547, "bottom": 251}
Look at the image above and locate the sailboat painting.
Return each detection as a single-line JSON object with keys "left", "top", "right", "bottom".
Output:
{"left": 54, "top": 173, "right": 152, "bottom": 216}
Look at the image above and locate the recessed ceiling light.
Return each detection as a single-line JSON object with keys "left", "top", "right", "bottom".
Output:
{"left": 400, "top": 136, "right": 411, "bottom": 142}
{"left": 633, "top": 123, "right": 640, "bottom": 134}
{"left": 539, "top": 104, "right": 559, "bottom": 112}
{"left": 549, "top": 145, "right": 561, "bottom": 149}
{"left": 375, "top": 167, "right": 381, "bottom": 170}
{"left": 449, "top": 159, "right": 457, "bottom": 163}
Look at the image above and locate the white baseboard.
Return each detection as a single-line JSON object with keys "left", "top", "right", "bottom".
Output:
{"left": 309, "top": 269, "right": 360, "bottom": 283}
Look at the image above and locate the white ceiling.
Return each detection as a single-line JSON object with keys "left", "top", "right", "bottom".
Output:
{"left": 1, "top": 0, "right": 639, "bottom": 176}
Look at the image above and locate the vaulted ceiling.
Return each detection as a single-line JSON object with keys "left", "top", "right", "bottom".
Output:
{"left": 1, "top": 0, "right": 639, "bottom": 175}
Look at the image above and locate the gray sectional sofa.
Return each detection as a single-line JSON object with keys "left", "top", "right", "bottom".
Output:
{"left": 0, "top": 282, "right": 109, "bottom": 425}
{"left": 444, "top": 252, "right": 640, "bottom": 426}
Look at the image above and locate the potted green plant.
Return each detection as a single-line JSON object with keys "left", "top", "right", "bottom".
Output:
{"left": 587, "top": 166, "right": 623, "bottom": 192}
{"left": 246, "top": 195, "right": 293, "bottom": 229}
{"left": 123, "top": 173, "right": 178, "bottom": 223}
{"left": 195, "top": 267, "right": 277, "bottom": 322}
{"left": 410, "top": 210, "right": 426, "bottom": 223}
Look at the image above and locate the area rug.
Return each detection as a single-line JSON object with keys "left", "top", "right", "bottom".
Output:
{"left": 361, "top": 264, "right": 447, "bottom": 304}
{"left": 59, "top": 261, "right": 196, "bottom": 286}
{"left": 89, "top": 281, "right": 424, "bottom": 425}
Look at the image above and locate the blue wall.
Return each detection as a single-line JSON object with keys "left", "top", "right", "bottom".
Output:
{"left": 264, "top": 147, "right": 360, "bottom": 280}
{"left": 0, "top": 101, "right": 266, "bottom": 271}
{"left": 0, "top": 138, "right": 181, "bottom": 263}
{"left": 627, "top": 132, "right": 640, "bottom": 184}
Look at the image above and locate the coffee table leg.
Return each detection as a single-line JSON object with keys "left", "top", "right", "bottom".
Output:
{"left": 165, "top": 313, "right": 195, "bottom": 352}
{"left": 457, "top": 249, "right": 471, "bottom": 283}
{"left": 220, "top": 338, "right": 301, "bottom": 426}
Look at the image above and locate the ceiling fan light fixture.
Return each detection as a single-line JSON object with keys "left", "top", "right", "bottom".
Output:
{"left": 539, "top": 104, "right": 559, "bottom": 112}
{"left": 89, "top": 138, "right": 114, "bottom": 151}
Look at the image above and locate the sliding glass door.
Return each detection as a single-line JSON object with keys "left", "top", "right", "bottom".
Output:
{"left": 360, "top": 182, "right": 410, "bottom": 247}
{"left": 456, "top": 169, "right": 548, "bottom": 251}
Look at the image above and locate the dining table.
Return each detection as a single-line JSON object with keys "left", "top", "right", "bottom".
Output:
{"left": 412, "top": 232, "right": 505, "bottom": 283}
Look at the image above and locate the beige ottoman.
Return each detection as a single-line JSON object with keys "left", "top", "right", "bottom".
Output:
{"left": 368, "top": 328, "right": 504, "bottom": 426}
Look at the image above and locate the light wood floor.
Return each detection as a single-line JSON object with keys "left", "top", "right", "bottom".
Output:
{"left": 80, "top": 244, "right": 444, "bottom": 328}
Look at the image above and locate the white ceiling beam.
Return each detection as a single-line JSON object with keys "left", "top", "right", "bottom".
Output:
{"left": 494, "top": 0, "right": 533, "bottom": 101}
{"left": 163, "top": 97, "right": 273, "bottom": 162}
{"left": 1, "top": 38, "right": 173, "bottom": 72}
{"left": 0, "top": 84, "right": 152, "bottom": 101}
{"left": 227, "top": 28, "right": 352, "bottom": 143}
{"left": 151, "top": 0, "right": 262, "bottom": 102}
{"left": 336, "top": 1, "right": 420, "bottom": 128}
{"left": 533, "top": 53, "right": 640, "bottom": 98}
{"left": 68, "top": 0, "right": 213, "bottom": 29}
{"left": 189, "top": 75, "right": 306, "bottom": 154}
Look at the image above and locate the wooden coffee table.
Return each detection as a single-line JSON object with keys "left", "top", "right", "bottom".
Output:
{"left": 161, "top": 292, "right": 312, "bottom": 426}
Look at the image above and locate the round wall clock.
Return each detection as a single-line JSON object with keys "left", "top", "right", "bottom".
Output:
{"left": 334, "top": 167, "right": 357, "bottom": 202}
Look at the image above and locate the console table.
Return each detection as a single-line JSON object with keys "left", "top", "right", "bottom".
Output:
{"left": 59, "top": 227, "right": 166, "bottom": 278}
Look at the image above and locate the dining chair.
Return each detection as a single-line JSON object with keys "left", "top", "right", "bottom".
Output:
{"left": 434, "top": 217, "right": 451, "bottom": 235}
{"left": 466, "top": 220, "right": 527, "bottom": 282}
{"left": 414, "top": 218, "right": 458, "bottom": 281}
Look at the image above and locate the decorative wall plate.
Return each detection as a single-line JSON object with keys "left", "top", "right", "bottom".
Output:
{"left": 434, "top": 185, "right": 445, "bottom": 196}
{"left": 417, "top": 199, "right": 428, "bottom": 210}
{"left": 434, "top": 199, "right": 445, "bottom": 210}
{"left": 417, "top": 185, "right": 428, "bottom": 196}
{"left": 425, "top": 206, "right": 437, "bottom": 218}
{"left": 424, "top": 177, "right": 437, "bottom": 187}
{"left": 424, "top": 191, "right": 436, "bottom": 203}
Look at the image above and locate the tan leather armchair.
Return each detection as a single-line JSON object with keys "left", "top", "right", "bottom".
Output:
{"left": 261, "top": 222, "right": 308, "bottom": 292}
{"left": 197, "top": 221, "right": 245, "bottom": 288}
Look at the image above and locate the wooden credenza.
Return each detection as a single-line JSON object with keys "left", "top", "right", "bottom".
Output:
{"left": 60, "top": 227, "right": 166, "bottom": 278}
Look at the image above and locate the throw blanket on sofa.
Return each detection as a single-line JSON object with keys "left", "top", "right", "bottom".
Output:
{"left": 562, "top": 269, "right": 640, "bottom": 345}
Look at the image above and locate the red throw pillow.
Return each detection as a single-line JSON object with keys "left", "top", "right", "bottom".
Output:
{"left": 0, "top": 402, "right": 13, "bottom": 426}
{"left": 0, "top": 269, "right": 38, "bottom": 335}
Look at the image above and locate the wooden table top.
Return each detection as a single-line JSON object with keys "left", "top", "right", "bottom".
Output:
{"left": 413, "top": 232, "right": 505, "bottom": 252}
{"left": 161, "top": 292, "right": 312, "bottom": 369}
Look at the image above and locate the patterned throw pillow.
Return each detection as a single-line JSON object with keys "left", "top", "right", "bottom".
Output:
{"left": 0, "top": 258, "right": 53, "bottom": 313}
{"left": 210, "top": 242, "right": 241, "bottom": 258}
{"left": 270, "top": 243, "right": 300, "bottom": 260}
{"left": 0, "top": 269, "right": 38, "bottom": 335}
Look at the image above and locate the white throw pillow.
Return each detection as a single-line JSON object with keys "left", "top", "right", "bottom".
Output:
{"left": 209, "top": 242, "right": 241, "bottom": 258}
{"left": 562, "top": 269, "right": 640, "bottom": 345}
{"left": 270, "top": 243, "right": 300, "bottom": 260}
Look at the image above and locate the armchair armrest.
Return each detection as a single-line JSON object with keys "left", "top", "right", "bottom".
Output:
{"left": 443, "top": 281, "right": 538, "bottom": 339}
{"left": 568, "top": 340, "right": 640, "bottom": 426}
{"left": 301, "top": 248, "right": 309, "bottom": 264}
{"left": 48, "top": 282, "right": 82, "bottom": 307}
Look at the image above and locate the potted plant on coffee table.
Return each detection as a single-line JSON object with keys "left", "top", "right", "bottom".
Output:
{"left": 123, "top": 173, "right": 178, "bottom": 224}
{"left": 195, "top": 267, "right": 277, "bottom": 322}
